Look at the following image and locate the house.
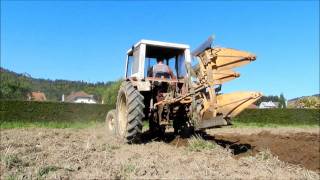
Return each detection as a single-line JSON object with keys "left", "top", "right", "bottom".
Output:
{"left": 273, "top": 102, "right": 280, "bottom": 108}
{"left": 65, "top": 91, "right": 97, "bottom": 104}
{"left": 27, "top": 91, "right": 47, "bottom": 101}
{"left": 259, "top": 101, "right": 278, "bottom": 109}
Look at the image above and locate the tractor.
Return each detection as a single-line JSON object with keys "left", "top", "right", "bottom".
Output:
{"left": 106, "top": 36, "right": 262, "bottom": 143}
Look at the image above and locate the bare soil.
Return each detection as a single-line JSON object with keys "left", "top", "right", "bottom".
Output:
{"left": 214, "top": 131, "right": 320, "bottom": 172}
{"left": 1, "top": 126, "right": 319, "bottom": 179}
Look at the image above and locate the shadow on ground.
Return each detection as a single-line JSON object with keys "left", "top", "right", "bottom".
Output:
{"left": 139, "top": 130, "right": 320, "bottom": 172}
{"left": 139, "top": 130, "right": 253, "bottom": 156}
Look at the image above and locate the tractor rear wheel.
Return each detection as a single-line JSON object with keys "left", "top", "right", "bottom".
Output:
{"left": 116, "top": 81, "right": 145, "bottom": 143}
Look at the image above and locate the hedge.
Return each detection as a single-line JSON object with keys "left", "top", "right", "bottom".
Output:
{"left": 234, "top": 108, "right": 320, "bottom": 126}
{"left": 1, "top": 100, "right": 319, "bottom": 128}
{"left": 0, "top": 100, "right": 113, "bottom": 124}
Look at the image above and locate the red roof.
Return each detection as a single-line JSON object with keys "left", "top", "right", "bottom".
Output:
{"left": 28, "top": 91, "right": 47, "bottom": 101}
{"left": 65, "top": 91, "right": 93, "bottom": 102}
{"left": 247, "top": 104, "right": 258, "bottom": 109}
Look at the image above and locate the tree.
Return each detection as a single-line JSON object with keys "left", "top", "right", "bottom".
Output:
{"left": 298, "top": 96, "right": 320, "bottom": 108}
{"left": 254, "top": 95, "right": 280, "bottom": 105}
{"left": 278, "top": 93, "right": 286, "bottom": 108}
{"left": 102, "top": 80, "right": 121, "bottom": 107}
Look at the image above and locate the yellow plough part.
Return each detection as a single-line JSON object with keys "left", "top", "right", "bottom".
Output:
{"left": 216, "top": 91, "right": 262, "bottom": 118}
{"left": 199, "top": 48, "right": 256, "bottom": 70}
{"left": 193, "top": 68, "right": 240, "bottom": 84}
{"left": 196, "top": 47, "right": 256, "bottom": 85}
{"left": 194, "top": 47, "right": 262, "bottom": 128}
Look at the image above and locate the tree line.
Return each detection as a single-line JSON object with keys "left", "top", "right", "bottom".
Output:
{"left": 1, "top": 67, "right": 290, "bottom": 109}
{"left": 254, "top": 93, "right": 287, "bottom": 108}
{"left": 0, "top": 68, "right": 120, "bottom": 107}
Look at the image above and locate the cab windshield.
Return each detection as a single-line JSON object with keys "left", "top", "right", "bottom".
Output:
{"left": 144, "top": 45, "right": 186, "bottom": 79}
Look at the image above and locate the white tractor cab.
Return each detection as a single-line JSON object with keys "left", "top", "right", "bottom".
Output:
{"left": 124, "top": 40, "right": 192, "bottom": 91}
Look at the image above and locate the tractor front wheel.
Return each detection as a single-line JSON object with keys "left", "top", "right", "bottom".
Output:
{"left": 106, "top": 109, "right": 117, "bottom": 136}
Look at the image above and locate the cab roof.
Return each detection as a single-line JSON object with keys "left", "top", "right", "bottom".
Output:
{"left": 127, "top": 39, "right": 190, "bottom": 54}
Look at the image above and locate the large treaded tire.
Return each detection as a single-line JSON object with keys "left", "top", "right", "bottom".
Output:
{"left": 116, "top": 81, "right": 145, "bottom": 143}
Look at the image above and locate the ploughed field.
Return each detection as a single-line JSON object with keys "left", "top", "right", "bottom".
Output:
{"left": 1, "top": 126, "right": 319, "bottom": 179}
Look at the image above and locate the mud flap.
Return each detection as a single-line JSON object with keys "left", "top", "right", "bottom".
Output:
{"left": 195, "top": 116, "right": 228, "bottom": 130}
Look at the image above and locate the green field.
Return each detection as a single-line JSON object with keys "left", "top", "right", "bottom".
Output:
{"left": 1, "top": 100, "right": 319, "bottom": 129}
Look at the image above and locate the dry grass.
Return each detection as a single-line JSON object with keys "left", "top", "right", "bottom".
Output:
{"left": 0, "top": 127, "right": 319, "bottom": 179}
{"left": 187, "top": 135, "right": 216, "bottom": 152}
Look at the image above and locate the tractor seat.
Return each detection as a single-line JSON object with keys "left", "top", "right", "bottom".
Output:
{"left": 154, "top": 72, "right": 171, "bottom": 79}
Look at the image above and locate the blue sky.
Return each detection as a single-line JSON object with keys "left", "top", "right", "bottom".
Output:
{"left": 1, "top": 1, "right": 319, "bottom": 99}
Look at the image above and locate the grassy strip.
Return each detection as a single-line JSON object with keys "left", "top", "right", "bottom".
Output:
{"left": 1, "top": 100, "right": 319, "bottom": 129}
{"left": 232, "top": 121, "right": 319, "bottom": 128}
{"left": 0, "top": 120, "right": 103, "bottom": 129}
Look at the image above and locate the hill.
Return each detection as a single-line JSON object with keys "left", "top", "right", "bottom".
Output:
{"left": 0, "top": 68, "right": 120, "bottom": 106}
{"left": 288, "top": 94, "right": 320, "bottom": 102}
{"left": 287, "top": 94, "right": 320, "bottom": 108}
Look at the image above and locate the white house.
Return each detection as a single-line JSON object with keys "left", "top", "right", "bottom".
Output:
{"left": 65, "top": 91, "right": 97, "bottom": 104}
{"left": 259, "top": 101, "right": 278, "bottom": 109}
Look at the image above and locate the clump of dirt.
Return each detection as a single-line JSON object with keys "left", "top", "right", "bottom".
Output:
{"left": 212, "top": 131, "right": 320, "bottom": 172}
